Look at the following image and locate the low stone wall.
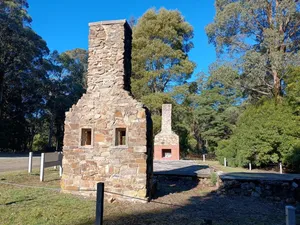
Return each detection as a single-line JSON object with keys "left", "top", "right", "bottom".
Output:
{"left": 218, "top": 178, "right": 300, "bottom": 203}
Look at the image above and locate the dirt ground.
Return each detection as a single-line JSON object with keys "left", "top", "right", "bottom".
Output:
{"left": 102, "top": 176, "right": 286, "bottom": 225}
{"left": 0, "top": 169, "right": 288, "bottom": 225}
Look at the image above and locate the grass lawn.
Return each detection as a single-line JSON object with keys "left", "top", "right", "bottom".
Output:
{"left": 0, "top": 169, "right": 287, "bottom": 225}
{"left": 0, "top": 169, "right": 96, "bottom": 225}
{"left": 199, "top": 160, "right": 277, "bottom": 174}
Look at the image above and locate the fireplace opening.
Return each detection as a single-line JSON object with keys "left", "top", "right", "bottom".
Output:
{"left": 81, "top": 128, "right": 92, "bottom": 146}
{"left": 115, "top": 128, "right": 127, "bottom": 146}
{"left": 162, "top": 149, "right": 172, "bottom": 158}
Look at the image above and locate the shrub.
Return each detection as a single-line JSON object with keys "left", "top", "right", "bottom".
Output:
{"left": 210, "top": 172, "right": 218, "bottom": 186}
{"left": 216, "top": 100, "right": 300, "bottom": 171}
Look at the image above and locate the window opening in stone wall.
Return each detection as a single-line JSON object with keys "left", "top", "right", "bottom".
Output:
{"left": 81, "top": 128, "right": 92, "bottom": 146}
{"left": 162, "top": 149, "right": 172, "bottom": 158}
{"left": 115, "top": 128, "right": 126, "bottom": 146}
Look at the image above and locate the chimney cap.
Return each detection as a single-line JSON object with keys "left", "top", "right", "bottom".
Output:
{"left": 89, "top": 19, "right": 127, "bottom": 26}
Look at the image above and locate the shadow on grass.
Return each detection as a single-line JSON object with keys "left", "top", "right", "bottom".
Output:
{"left": 154, "top": 164, "right": 210, "bottom": 177}
{"left": 2, "top": 197, "right": 36, "bottom": 206}
{"left": 74, "top": 191, "right": 284, "bottom": 225}
{"left": 153, "top": 175, "right": 199, "bottom": 199}
{"left": 75, "top": 170, "right": 285, "bottom": 225}
{"left": 153, "top": 164, "right": 212, "bottom": 198}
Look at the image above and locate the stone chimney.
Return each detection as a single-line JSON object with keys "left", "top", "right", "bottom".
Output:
{"left": 61, "top": 20, "right": 153, "bottom": 201}
{"left": 161, "top": 104, "right": 172, "bottom": 133}
{"left": 87, "top": 20, "right": 131, "bottom": 93}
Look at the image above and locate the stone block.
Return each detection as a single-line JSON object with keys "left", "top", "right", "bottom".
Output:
{"left": 134, "top": 146, "right": 147, "bottom": 153}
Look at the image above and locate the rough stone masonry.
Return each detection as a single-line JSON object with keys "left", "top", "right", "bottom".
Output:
{"left": 154, "top": 104, "right": 180, "bottom": 160}
{"left": 61, "top": 20, "right": 153, "bottom": 201}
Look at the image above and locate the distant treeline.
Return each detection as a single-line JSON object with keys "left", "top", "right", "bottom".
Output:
{"left": 1, "top": 1, "right": 300, "bottom": 171}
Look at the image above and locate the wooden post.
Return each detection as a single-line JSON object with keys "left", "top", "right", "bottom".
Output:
{"left": 224, "top": 158, "right": 227, "bottom": 167}
{"left": 40, "top": 153, "right": 45, "bottom": 182}
{"left": 95, "top": 182, "right": 104, "bottom": 225}
{"left": 28, "top": 152, "right": 33, "bottom": 174}
{"left": 59, "top": 152, "right": 63, "bottom": 177}
{"left": 249, "top": 163, "right": 252, "bottom": 171}
{"left": 286, "top": 206, "right": 296, "bottom": 225}
{"left": 203, "top": 154, "right": 206, "bottom": 162}
{"left": 280, "top": 162, "right": 283, "bottom": 174}
{"left": 59, "top": 165, "right": 63, "bottom": 177}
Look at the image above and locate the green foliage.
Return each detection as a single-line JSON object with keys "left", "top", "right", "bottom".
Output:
{"left": 206, "top": 0, "right": 300, "bottom": 100}
{"left": 32, "top": 134, "right": 48, "bottom": 151}
{"left": 216, "top": 100, "right": 300, "bottom": 169}
{"left": 132, "top": 8, "right": 195, "bottom": 97}
{"left": 0, "top": 0, "right": 49, "bottom": 151}
{"left": 286, "top": 67, "right": 300, "bottom": 114}
{"left": 0, "top": 0, "right": 87, "bottom": 152}
{"left": 43, "top": 49, "right": 87, "bottom": 151}
{"left": 131, "top": 8, "right": 196, "bottom": 149}
{"left": 210, "top": 172, "right": 218, "bottom": 186}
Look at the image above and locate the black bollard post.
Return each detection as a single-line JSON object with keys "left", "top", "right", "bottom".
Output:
{"left": 95, "top": 182, "right": 104, "bottom": 225}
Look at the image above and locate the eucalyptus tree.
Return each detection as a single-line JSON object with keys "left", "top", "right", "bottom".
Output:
{"left": 206, "top": 0, "right": 300, "bottom": 101}
{"left": 0, "top": 0, "right": 48, "bottom": 118}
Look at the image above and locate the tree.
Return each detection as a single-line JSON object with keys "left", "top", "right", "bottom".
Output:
{"left": 132, "top": 8, "right": 196, "bottom": 133}
{"left": 216, "top": 100, "right": 300, "bottom": 169}
{"left": 194, "top": 68, "right": 241, "bottom": 153}
{"left": 0, "top": 0, "right": 48, "bottom": 118}
{"left": 171, "top": 68, "right": 241, "bottom": 156}
{"left": 0, "top": 0, "right": 49, "bottom": 151}
{"left": 132, "top": 8, "right": 195, "bottom": 97}
{"left": 206, "top": 0, "right": 300, "bottom": 101}
{"left": 43, "top": 49, "right": 87, "bottom": 151}
{"left": 286, "top": 67, "right": 300, "bottom": 114}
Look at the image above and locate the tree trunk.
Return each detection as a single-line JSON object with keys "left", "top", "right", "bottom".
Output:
{"left": 273, "top": 69, "right": 281, "bottom": 101}
{"left": 0, "top": 70, "right": 4, "bottom": 119}
{"left": 48, "top": 116, "right": 54, "bottom": 150}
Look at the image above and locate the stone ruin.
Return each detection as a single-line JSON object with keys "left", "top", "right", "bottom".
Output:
{"left": 154, "top": 104, "right": 180, "bottom": 160}
{"left": 61, "top": 20, "right": 153, "bottom": 201}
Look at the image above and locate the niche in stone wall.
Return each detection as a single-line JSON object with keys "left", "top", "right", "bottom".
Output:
{"left": 81, "top": 128, "right": 92, "bottom": 146}
{"left": 115, "top": 128, "right": 127, "bottom": 146}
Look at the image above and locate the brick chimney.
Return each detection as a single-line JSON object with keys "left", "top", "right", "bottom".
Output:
{"left": 154, "top": 104, "right": 180, "bottom": 160}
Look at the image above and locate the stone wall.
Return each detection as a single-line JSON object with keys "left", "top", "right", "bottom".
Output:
{"left": 218, "top": 178, "right": 300, "bottom": 203}
{"left": 61, "top": 20, "right": 153, "bottom": 201}
{"left": 154, "top": 104, "right": 179, "bottom": 160}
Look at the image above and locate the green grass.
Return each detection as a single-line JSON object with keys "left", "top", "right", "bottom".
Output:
{"left": 0, "top": 168, "right": 61, "bottom": 188}
{"left": 0, "top": 184, "right": 95, "bottom": 225}
{"left": 0, "top": 169, "right": 96, "bottom": 225}
{"left": 0, "top": 168, "right": 286, "bottom": 225}
{"left": 200, "top": 160, "right": 265, "bottom": 173}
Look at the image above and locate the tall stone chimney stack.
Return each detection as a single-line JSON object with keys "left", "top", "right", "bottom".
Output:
{"left": 161, "top": 104, "right": 172, "bottom": 133}
{"left": 87, "top": 20, "right": 131, "bottom": 93}
{"left": 61, "top": 20, "right": 153, "bottom": 201}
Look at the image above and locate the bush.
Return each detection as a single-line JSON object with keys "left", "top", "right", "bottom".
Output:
{"left": 32, "top": 134, "right": 48, "bottom": 152}
{"left": 210, "top": 172, "right": 218, "bottom": 186}
{"left": 216, "top": 100, "right": 300, "bottom": 171}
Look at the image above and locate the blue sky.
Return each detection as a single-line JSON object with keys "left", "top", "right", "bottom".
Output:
{"left": 28, "top": 0, "right": 216, "bottom": 76}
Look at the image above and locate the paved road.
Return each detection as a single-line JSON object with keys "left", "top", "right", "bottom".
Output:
{"left": 0, "top": 154, "right": 40, "bottom": 173}
{"left": 154, "top": 160, "right": 213, "bottom": 177}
